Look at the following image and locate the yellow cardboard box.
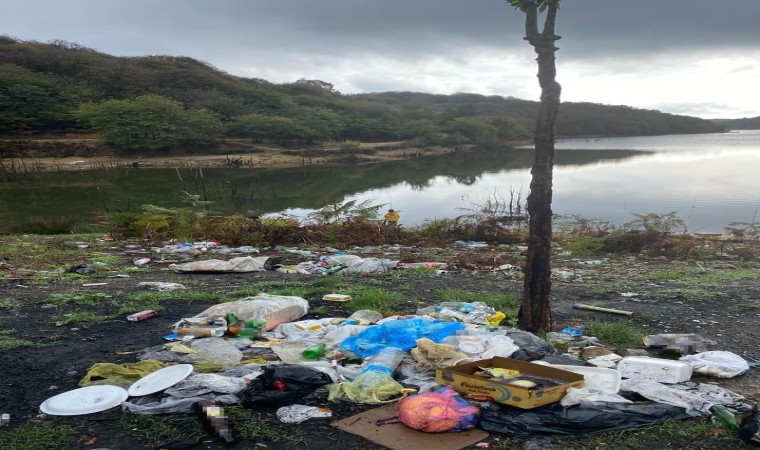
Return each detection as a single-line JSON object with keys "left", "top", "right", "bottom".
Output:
{"left": 435, "top": 357, "right": 585, "bottom": 409}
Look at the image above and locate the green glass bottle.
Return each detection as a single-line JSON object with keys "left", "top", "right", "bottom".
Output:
{"left": 302, "top": 343, "right": 326, "bottom": 359}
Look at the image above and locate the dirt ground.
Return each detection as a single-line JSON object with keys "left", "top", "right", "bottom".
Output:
{"left": 1, "top": 237, "right": 760, "bottom": 449}
{"left": 2, "top": 139, "right": 462, "bottom": 172}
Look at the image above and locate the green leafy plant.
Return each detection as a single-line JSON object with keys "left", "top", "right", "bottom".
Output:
{"left": 584, "top": 319, "right": 643, "bottom": 351}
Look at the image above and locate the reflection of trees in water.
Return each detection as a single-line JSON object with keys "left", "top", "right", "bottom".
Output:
{"left": 0, "top": 147, "right": 647, "bottom": 228}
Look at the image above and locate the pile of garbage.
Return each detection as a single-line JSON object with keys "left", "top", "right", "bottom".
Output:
{"left": 38, "top": 292, "right": 760, "bottom": 446}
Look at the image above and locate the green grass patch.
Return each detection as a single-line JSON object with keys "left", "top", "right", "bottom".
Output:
{"left": 119, "top": 414, "right": 203, "bottom": 447}
{"left": 0, "top": 424, "right": 77, "bottom": 450}
{"left": 341, "top": 286, "right": 408, "bottom": 315}
{"left": 584, "top": 319, "right": 643, "bottom": 351}
{"left": 45, "top": 292, "right": 112, "bottom": 306}
{"left": 384, "top": 267, "right": 441, "bottom": 280}
{"left": 226, "top": 406, "right": 304, "bottom": 443}
{"left": 0, "top": 329, "right": 38, "bottom": 351}
{"left": 0, "top": 297, "right": 21, "bottom": 309}
{"left": 563, "top": 418, "right": 742, "bottom": 450}
{"left": 118, "top": 290, "right": 231, "bottom": 314}
{"left": 649, "top": 268, "right": 691, "bottom": 280}
{"left": 53, "top": 311, "right": 115, "bottom": 327}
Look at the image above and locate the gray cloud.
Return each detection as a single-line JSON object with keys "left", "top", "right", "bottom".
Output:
{"left": 2, "top": 0, "right": 759, "bottom": 117}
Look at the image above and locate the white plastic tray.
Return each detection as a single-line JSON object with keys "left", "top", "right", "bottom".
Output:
{"left": 533, "top": 362, "right": 622, "bottom": 393}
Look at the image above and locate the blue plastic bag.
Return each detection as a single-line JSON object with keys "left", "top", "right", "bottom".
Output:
{"left": 340, "top": 318, "right": 465, "bottom": 357}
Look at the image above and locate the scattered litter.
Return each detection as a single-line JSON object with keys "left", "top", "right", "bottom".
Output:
{"left": 276, "top": 404, "right": 332, "bottom": 423}
{"left": 82, "top": 283, "right": 108, "bottom": 287}
{"left": 137, "top": 282, "right": 186, "bottom": 291}
{"left": 322, "top": 294, "right": 352, "bottom": 302}
{"left": 133, "top": 258, "right": 151, "bottom": 266}
{"left": 127, "top": 310, "right": 158, "bottom": 322}
{"left": 572, "top": 303, "right": 634, "bottom": 316}
{"left": 679, "top": 351, "right": 750, "bottom": 378}
{"left": 171, "top": 256, "right": 273, "bottom": 273}
{"left": 643, "top": 333, "right": 713, "bottom": 354}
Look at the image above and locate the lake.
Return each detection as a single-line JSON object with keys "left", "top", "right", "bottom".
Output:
{"left": 2, "top": 130, "right": 759, "bottom": 233}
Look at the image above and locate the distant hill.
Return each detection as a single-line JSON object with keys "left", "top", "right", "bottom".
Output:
{"left": 0, "top": 36, "right": 727, "bottom": 153}
{"left": 711, "top": 117, "right": 760, "bottom": 130}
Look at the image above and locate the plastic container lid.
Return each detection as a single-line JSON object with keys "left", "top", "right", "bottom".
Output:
{"left": 458, "top": 342, "right": 486, "bottom": 354}
{"left": 127, "top": 364, "right": 194, "bottom": 396}
{"left": 40, "top": 385, "right": 128, "bottom": 416}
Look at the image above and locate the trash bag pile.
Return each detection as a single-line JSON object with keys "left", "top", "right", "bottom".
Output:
{"left": 39, "top": 241, "right": 760, "bottom": 445}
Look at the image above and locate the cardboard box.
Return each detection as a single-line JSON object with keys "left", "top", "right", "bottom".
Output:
{"left": 435, "top": 357, "right": 585, "bottom": 409}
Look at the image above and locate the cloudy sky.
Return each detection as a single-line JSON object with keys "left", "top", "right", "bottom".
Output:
{"left": 2, "top": 0, "right": 759, "bottom": 119}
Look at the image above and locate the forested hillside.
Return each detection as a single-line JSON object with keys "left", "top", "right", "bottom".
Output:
{"left": 712, "top": 117, "right": 760, "bottom": 130}
{"left": 0, "top": 37, "right": 726, "bottom": 153}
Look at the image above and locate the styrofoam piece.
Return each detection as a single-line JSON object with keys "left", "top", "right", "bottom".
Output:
{"left": 533, "top": 362, "right": 621, "bottom": 393}
{"left": 616, "top": 356, "right": 692, "bottom": 384}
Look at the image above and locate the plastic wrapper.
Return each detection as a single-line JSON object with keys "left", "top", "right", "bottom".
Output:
{"left": 396, "top": 386, "right": 480, "bottom": 432}
{"left": 276, "top": 404, "right": 332, "bottom": 423}
{"left": 321, "top": 255, "right": 398, "bottom": 274}
{"left": 79, "top": 360, "right": 167, "bottom": 388}
{"left": 238, "top": 364, "right": 333, "bottom": 407}
{"left": 328, "top": 369, "right": 406, "bottom": 404}
{"left": 188, "top": 293, "right": 309, "bottom": 331}
{"left": 340, "top": 318, "right": 465, "bottom": 357}
{"left": 122, "top": 394, "right": 239, "bottom": 415}
{"left": 679, "top": 351, "right": 750, "bottom": 378}
{"left": 477, "top": 401, "right": 693, "bottom": 438}
{"left": 621, "top": 379, "right": 714, "bottom": 415}
{"left": 560, "top": 387, "right": 633, "bottom": 407}
{"left": 190, "top": 338, "right": 243, "bottom": 365}
{"left": 164, "top": 373, "right": 248, "bottom": 397}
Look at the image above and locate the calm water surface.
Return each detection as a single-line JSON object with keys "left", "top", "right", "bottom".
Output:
{"left": 3, "top": 130, "right": 759, "bottom": 233}
{"left": 287, "top": 130, "right": 760, "bottom": 233}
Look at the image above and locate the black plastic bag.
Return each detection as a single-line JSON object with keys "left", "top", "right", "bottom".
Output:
{"left": 238, "top": 364, "right": 333, "bottom": 407}
{"left": 478, "top": 401, "right": 693, "bottom": 438}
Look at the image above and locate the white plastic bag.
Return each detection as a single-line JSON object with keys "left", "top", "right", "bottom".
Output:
{"left": 620, "top": 379, "right": 711, "bottom": 415}
{"left": 171, "top": 256, "right": 271, "bottom": 273}
{"left": 164, "top": 373, "right": 247, "bottom": 397}
{"left": 679, "top": 351, "right": 750, "bottom": 378}
{"left": 480, "top": 335, "right": 520, "bottom": 359}
{"left": 560, "top": 387, "right": 633, "bottom": 406}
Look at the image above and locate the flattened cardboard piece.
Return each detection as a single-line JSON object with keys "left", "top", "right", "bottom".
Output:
{"left": 331, "top": 403, "right": 488, "bottom": 450}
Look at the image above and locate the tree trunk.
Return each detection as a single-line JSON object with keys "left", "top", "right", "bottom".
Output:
{"left": 517, "top": 1, "right": 561, "bottom": 333}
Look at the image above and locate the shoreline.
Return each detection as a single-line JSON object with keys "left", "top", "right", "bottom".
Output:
{"left": 1, "top": 144, "right": 475, "bottom": 173}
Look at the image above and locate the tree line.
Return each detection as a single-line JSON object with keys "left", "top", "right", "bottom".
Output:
{"left": 0, "top": 36, "right": 731, "bottom": 154}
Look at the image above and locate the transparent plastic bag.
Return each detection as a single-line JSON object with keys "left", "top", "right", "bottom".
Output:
{"left": 679, "top": 351, "right": 750, "bottom": 378}
{"left": 560, "top": 387, "right": 633, "bottom": 406}
{"left": 190, "top": 338, "right": 243, "bottom": 365}
{"left": 396, "top": 386, "right": 480, "bottom": 432}
{"left": 188, "top": 293, "right": 308, "bottom": 331}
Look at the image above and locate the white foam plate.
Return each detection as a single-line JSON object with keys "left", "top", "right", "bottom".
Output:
{"left": 127, "top": 364, "right": 194, "bottom": 396}
{"left": 40, "top": 385, "right": 128, "bottom": 416}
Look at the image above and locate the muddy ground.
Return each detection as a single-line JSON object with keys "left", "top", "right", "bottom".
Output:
{"left": 1, "top": 236, "right": 760, "bottom": 449}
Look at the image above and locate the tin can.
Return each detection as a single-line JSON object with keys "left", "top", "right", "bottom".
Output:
{"left": 127, "top": 310, "right": 158, "bottom": 322}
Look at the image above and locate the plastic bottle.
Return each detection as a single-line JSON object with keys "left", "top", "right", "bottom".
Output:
{"left": 302, "top": 343, "right": 327, "bottom": 359}
{"left": 710, "top": 405, "right": 739, "bottom": 431}
{"left": 362, "top": 346, "right": 405, "bottom": 375}
{"left": 175, "top": 326, "right": 226, "bottom": 338}
{"left": 195, "top": 399, "right": 234, "bottom": 443}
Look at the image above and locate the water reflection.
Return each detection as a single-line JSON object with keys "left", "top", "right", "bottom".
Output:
{"left": 0, "top": 147, "right": 644, "bottom": 231}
